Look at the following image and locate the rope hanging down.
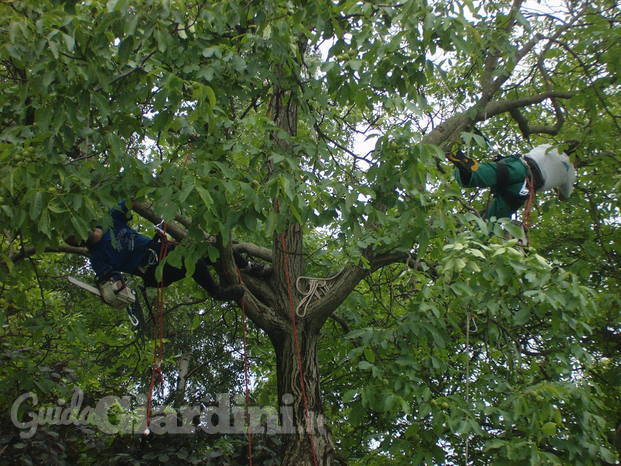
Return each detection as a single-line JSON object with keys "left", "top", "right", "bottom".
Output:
{"left": 144, "top": 223, "right": 174, "bottom": 433}
{"left": 521, "top": 173, "right": 536, "bottom": 229}
{"left": 235, "top": 267, "right": 254, "bottom": 466}
{"left": 518, "top": 170, "right": 537, "bottom": 247}
{"left": 280, "top": 233, "right": 319, "bottom": 466}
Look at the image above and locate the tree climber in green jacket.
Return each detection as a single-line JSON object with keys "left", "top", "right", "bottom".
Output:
{"left": 447, "top": 144, "right": 576, "bottom": 220}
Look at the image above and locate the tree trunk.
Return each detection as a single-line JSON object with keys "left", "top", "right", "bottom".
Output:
{"left": 271, "top": 324, "right": 335, "bottom": 465}
{"left": 268, "top": 224, "right": 335, "bottom": 464}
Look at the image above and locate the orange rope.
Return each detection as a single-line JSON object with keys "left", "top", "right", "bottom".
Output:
{"left": 522, "top": 174, "right": 536, "bottom": 243}
{"left": 279, "top": 233, "right": 319, "bottom": 466}
{"left": 145, "top": 225, "right": 172, "bottom": 431}
{"left": 235, "top": 267, "right": 254, "bottom": 466}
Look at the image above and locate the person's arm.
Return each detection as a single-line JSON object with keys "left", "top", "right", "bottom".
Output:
{"left": 557, "top": 165, "right": 576, "bottom": 201}
{"left": 447, "top": 148, "right": 479, "bottom": 185}
{"left": 90, "top": 256, "right": 123, "bottom": 283}
{"left": 558, "top": 186, "right": 571, "bottom": 201}
{"left": 110, "top": 201, "right": 133, "bottom": 229}
{"left": 89, "top": 238, "right": 123, "bottom": 284}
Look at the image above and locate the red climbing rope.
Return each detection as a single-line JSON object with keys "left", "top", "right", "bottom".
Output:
{"left": 235, "top": 267, "right": 254, "bottom": 466}
{"left": 515, "top": 173, "right": 537, "bottom": 248}
{"left": 145, "top": 224, "right": 173, "bottom": 432}
{"left": 522, "top": 173, "right": 537, "bottom": 232}
{"left": 279, "top": 233, "right": 319, "bottom": 466}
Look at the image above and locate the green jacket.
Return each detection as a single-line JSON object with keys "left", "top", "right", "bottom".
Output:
{"left": 454, "top": 156, "right": 528, "bottom": 219}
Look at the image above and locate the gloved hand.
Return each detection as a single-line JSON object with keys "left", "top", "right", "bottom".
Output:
{"left": 99, "top": 278, "right": 135, "bottom": 308}
{"left": 447, "top": 148, "right": 479, "bottom": 172}
{"left": 447, "top": 146, "right": 479, "bottom": 184}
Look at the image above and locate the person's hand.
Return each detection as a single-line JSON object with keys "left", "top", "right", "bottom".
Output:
{"left": 556, "top": 188, "right": 569, "bottom": 201}
{"left": 86, "top": 228, "right": 103, "bottom": 247}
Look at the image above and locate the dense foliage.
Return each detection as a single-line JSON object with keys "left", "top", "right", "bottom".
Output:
{"left": 1, "top": 0, "right": 619, "bottom": 464}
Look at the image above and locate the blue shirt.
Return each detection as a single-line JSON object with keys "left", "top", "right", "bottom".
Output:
{"left": 88, "top": 201, "right": 152, "bottom": 281}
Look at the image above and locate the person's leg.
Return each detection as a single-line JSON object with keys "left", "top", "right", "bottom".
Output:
{"left": 139, "top": 244, "right": 243, "bottom": 300}
{"left": 140, "top": 262, "right": 186, "bottom": 288}
{"left": 486, "top": 195, "right": 521, "bottom": 219}
{"left": 485, "top": 158, "right": 529, "bottom": 219}
{"left": 233, "top": 250, "right": 249, "bottom": 268}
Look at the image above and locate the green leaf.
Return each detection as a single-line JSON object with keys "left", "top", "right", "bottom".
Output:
{"left": 264, "top": 210, "right": 278, "bottom": 235}
{"left": 342, "top": 390, "right": 357, "bottom": 403}
{"left": 30, "top": 192, "right": 43, "bottom": 220}
{"left": 62, "top": 33, "right": 75, "bottom": 52}
{"left": 541, "top": 421, "right": 556, "bottom": 436}
{"left": 513, "top": 307, "right": 530, "bottom": 325}
{"left": 48, "top": 40, "right": 59, "bottom": 59}
{"left": 107, "top": 133, "right": 123, "bottom": 157}
{"left": 40, "top": 210, "right": 51, "bottom": 238}
{"left": 358, "top": 361, "right": 373, "bottom": 370}
{"left": 363, "top": 347, "right": 376, "bottom": 363}
{"left": 70, "top": 215, "right": 90, "bottom": 238}
{"left": 178, "top": 181, "right": 194, "bottom": 203}
{"left": 348, "top": 59, "right": 363, "bottom": 71}
{"left": 204, "top": 85, "right": 216, "bottom": 108}
{"left": 485, "top": 439, "right": 506, "bottom": 451}
{"left": 195, "top": 186, "right": 213, "bottom": 207}
{"left": 7, "top": 170, "right": 14, "bottom": 196}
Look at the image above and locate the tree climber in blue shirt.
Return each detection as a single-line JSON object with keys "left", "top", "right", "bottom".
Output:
{"left": 68, "top": 201, "right": 255, "bottom": 306}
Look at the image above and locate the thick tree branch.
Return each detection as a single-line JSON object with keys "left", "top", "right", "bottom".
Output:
{"left": 132, "top": 202, "right": 281, "bottom": 328}
{"left": 7, "top": 245, "right": 89, "bottom": 266}
{"left": 480, "top": 90, "right": 574, "bottom": 120}
{"left": 234, "top": 242, "right": 273, "bottom": 262}
{"left": 308, "top": 251, "right": 410, "bottom": 332}
{"left": 225, "top": 237, "right": 286, "bottom": 334}
{"left": 423, "top": 89, "right": 575, "bottom": 150}
{"left": 509, "top": 101, "right": 565, "bottom": 138}
{"left": 308, "top": 264, "right": 367, "bottom": 333}
{"left": 132, "top": 200, "right": 273, "bottom": 261}
{"left": 131, "top": 200, "right": 188, "bottom": 241}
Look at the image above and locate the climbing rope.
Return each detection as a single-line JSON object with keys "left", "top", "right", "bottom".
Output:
{"left": 145, "top": 223, "right": 174, "bottom": 433}
{"left": 519, "top": 171, "right": 537, "bottom": 247}
{"left": 280, "top": 233, "right": 319, "bottom": 466}
{"left": 295, "top": 271, "right": 342, "bottom": 318}
{"left": 235, "top": 267, "right": 254, "bottom": 466}
{"left": 521, "top": 173, "right": 536, "bottom": 229}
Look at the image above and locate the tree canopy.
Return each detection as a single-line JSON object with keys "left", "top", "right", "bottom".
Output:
{"left": 1, "top": 0, "right": 620, "bottom": 464}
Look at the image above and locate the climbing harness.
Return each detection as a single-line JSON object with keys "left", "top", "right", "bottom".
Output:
{"left": 493, "top": 157, "right": 530, "bottom": 214}
{"left": 280, "top": 233, "right": 319, "bottom": 466}
{"left": 126, "top": 302, "right": 140, "bottom": 327}
{"left": 519, "top": 173, "right": 537, "bottom": 248}
{"left": 235, "top": 266, "right": 254, "bottom": 466}
{"left": 295, "top": 271, "right": 342, "bottom": 318}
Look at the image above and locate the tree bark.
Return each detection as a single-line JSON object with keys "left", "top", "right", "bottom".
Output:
{"left": 271, "top": 324, "right": 335, "bottom": 465}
